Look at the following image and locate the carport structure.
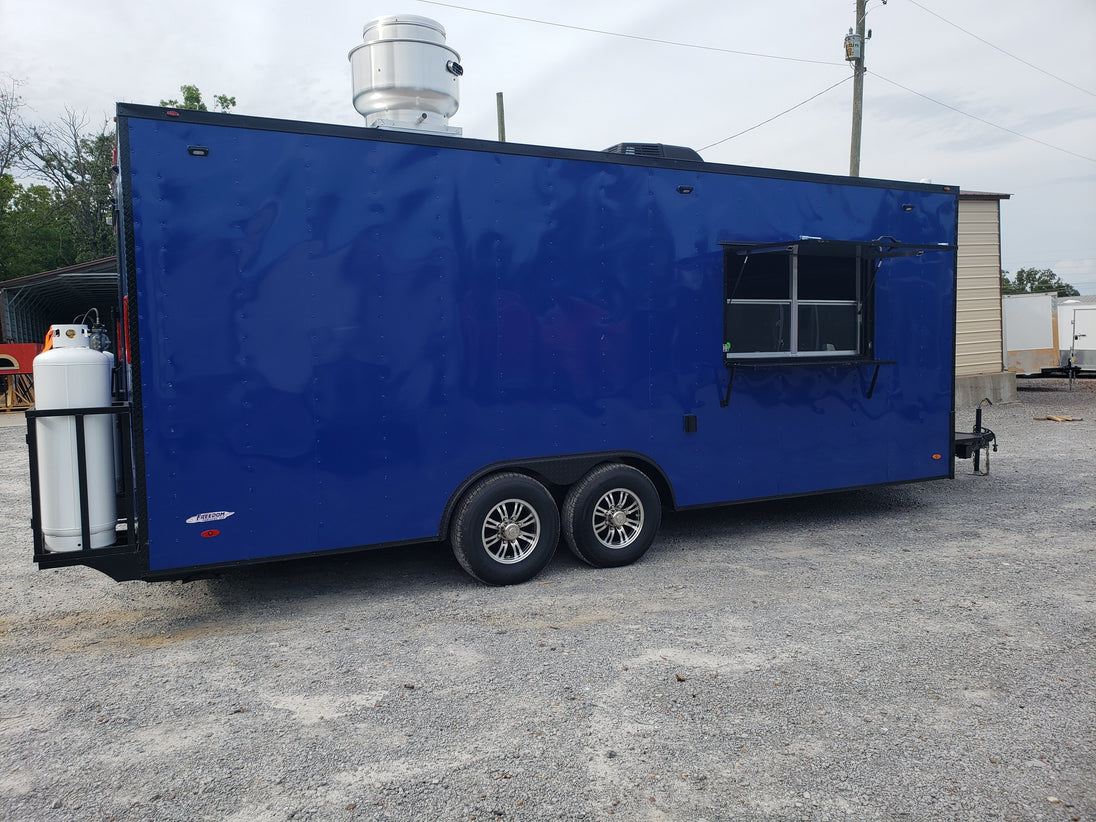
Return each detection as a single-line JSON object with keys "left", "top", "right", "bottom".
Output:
{"left": 0, "top": 257, "right": 119, "bottom": 344}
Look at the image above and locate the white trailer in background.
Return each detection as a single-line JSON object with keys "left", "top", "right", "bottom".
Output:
{"left": 1002, "top": 292, "right": 1060, "bottom": 375}
{"left": 1057, "top": 301, "right": 1096, "bottom": 373}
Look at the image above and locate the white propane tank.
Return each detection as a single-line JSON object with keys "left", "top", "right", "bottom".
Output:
{"left": 33, "top": 325, "right": 116, "bottom": 551}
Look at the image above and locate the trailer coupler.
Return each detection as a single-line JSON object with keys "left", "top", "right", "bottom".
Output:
{"left": 954, "top": 399, "right": 997, "bottom": 475}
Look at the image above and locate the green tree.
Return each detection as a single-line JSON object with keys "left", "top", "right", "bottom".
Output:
{"left": 1, "top": 110, "right": 114, "bottom": 282}
{"left": 1001, "top": 267, "right": 1080, "bottom": 297}
{"left": 0, "top": 180, "right": 72, "bottom": 280}
{"left": 18, "top": 111, "right": 114, "bottom": 265}
{"left": 0, "top": 83, "right": 237, "bottom": 284}
{"left": 160, "top": 84, "right": 236, "bottom": 113}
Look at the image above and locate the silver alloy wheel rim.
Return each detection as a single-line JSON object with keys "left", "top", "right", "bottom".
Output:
{"left": 591, "top": 488, "right": 644, "bottom": 549}
{"left": 482, "top": 498, "right": 541, "bottom": 564}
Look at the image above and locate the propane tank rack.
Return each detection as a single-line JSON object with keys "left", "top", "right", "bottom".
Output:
{"left": 25, "top": 402, "right": 141, "bottom": 576}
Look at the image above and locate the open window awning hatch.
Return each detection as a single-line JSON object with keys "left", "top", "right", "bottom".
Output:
{"left": 721, "top": 236, "right": 956, "bottom": 259}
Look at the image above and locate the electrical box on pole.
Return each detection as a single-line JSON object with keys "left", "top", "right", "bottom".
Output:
{"left": 844, "top": 30, "right": 862, "bottom": 61}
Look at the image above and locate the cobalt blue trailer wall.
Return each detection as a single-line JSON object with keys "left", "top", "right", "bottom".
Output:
{"left": 115, "top": 105, "right": 958, "bottom": 575}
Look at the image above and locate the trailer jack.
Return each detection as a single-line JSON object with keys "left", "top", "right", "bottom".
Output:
{"left": 953, "top": 399, "right": 997, "bottom": 475}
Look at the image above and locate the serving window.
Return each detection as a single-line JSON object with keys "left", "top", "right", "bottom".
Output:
{"left": 723, "top": 242, "right": 869, "bottom": 360}
{"left": 716, "top": 236, "right": 956, "bottom": 405}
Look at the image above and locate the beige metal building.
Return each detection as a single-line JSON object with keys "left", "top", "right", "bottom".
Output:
{"left": 955, "top": 191, "right": 1014, "bottom": 406}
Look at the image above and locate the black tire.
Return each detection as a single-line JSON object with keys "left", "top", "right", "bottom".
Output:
{"left": 450, "top": 472, "right": 560, "bottom": 585}
{"left": 562, "top": 463, "right": 661, "bottom": 568}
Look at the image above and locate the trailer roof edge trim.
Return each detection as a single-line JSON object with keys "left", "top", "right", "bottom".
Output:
{"left": 721, "top": 238, "right": 958, "bottom": 258}
{"left": 116, "top": 102, "right": 958, "bottom": 195}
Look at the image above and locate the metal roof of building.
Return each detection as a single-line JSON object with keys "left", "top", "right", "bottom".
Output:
{"left": 959, "top": 190, "right": 1012, "bottom": 201}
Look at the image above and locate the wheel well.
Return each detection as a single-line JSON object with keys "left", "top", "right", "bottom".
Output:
{"left": 438, "top": 451, "right": 675, "bottom": 540}
{"left": 616, "top": 455, "right": 674, "bottom": 513}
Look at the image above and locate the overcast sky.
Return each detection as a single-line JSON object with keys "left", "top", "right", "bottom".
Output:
{"left": 3, "top": 0, "right": 1094, "bottom": 293}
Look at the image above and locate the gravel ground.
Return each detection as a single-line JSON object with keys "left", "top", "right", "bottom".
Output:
{"left": 1, "top": 381, "right": 1094, "bottom": 822}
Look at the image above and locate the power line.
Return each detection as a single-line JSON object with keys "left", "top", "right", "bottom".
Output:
{"left": 700, "top": 75, "right": 854, "bottom": 152}
{"left": 872, "top": 72, "right": 1096, "bottom": 163}
{"left": 415, "top": 0, "right": 846, "bottom": 68}
{"left": 906, "top": 0, "right": 1096, "bottom": 97}
{"left": 418, "top": 1, "right": 1094, "bottom": 164}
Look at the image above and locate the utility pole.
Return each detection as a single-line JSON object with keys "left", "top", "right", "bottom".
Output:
{"left": 846, "top": 0, "right": 867, "bottom": 177}
{"left": 496, "top": 92, "right": 507, "bottom": 143}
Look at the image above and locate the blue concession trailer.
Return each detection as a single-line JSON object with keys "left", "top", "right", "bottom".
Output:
{"left": 27, "top": 102, "right": 982, "bottom": 584}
